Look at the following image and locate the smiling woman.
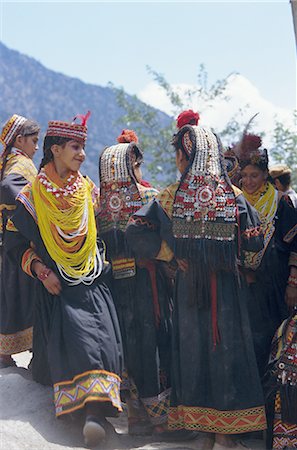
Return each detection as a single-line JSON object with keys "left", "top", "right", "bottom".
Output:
{"left": 4, "top": 114, "right": 123, "bottom": 448}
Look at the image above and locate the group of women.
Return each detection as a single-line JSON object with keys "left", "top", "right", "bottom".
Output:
{"left": 0, "top": 109, "right": 296, "bottom": 450}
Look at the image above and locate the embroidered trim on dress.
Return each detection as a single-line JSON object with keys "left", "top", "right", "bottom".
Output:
{"left": 54, "top": 369, "right": 122, "bottom": 417}
{"left": 142, "top": 388, "right": 171, "bottom": 425}
{"left": 22, "top": 248, "right": 42, "bottom": 277}
{"left": 0, "top": 327, "right": 33, "bottom": 355}
{"left": 168, "top": 405, "right": 267, "bottom": 434}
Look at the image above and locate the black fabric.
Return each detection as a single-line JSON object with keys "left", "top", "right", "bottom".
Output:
{"left": 7, "top": 201, "right": 123, "bottom": 414}
{"left": 0, "top": 173, "right": 36, "bottom": 347}
{"left": 109, "top": 264, "right": 172, "bottom": 398}
{"left": 244, "top": 197, "right": 297, "bottom": 378}
{"left": 126, "top": 193, "right": 265, "bottom": 417}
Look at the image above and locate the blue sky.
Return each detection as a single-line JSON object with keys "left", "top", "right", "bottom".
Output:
{"left": 0, "top": 0, "right": 296, "bottom": 110}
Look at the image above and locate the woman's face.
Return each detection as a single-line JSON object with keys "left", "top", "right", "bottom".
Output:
{"left": 53, "top": 140, "right": 85, "bottom": 175}
{"left": 241, "top": 164, "right": 267, "bottom": 194}
{"left": 15, "top": 133, "right": 39, "bottom": 159}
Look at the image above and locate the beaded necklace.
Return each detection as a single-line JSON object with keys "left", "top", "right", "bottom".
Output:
{"left": 32, "top": 162, "right": 102, "bottom": 285}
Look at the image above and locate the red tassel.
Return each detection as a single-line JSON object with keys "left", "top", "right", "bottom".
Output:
{"left": 144, "top": 260, "right": 161, "bottom": 328}
{"left": 72, "top": 111, "right": 91, "bottom": 126}
{"left": 211, "top": 272, "right": 220, "bottom": 349}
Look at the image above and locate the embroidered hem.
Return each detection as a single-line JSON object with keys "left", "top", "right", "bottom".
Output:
{"left": 54, "top": 369, "right": 122, "bottom": 417}
{"left": 142, "top": 388, "right": 171, "bottom": 425}
{"left": 168, "top": 405, "right": 267, "bottom": 434}
{"left": 273, "top": 392, "right": 297, "bottom": 449}
{"left": 0, "top": 327, "right": 33, "bottom": 355}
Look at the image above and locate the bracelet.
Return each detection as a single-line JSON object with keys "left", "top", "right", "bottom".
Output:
{"left": 288, "top": 275, "right": 297, "bottom": 288}
{"left": 37, "top": 268, "right": 52, "bottom": 281}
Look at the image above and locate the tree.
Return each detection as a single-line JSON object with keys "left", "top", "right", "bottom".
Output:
{"left": 112, "top": 66, "right": 297, "bottom": 188}
{"left": 270, "top": 112, "right": 297, "bottom": 189}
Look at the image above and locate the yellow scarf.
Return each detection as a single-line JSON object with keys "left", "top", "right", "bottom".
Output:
{"left": 243, "top": 182, "right": 278, "bottom": 223}
{"left": 242, "top": 182, "right": 278, "bottom": 270}
{"left": 1, "top": 148, "right": 37, "bottom": 182}
{"left": 32, "top": 162, "right": 97, "bottom": 282}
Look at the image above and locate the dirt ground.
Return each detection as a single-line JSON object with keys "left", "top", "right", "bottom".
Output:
{"left": 0, "top": 351, "right": 267, "bottom": 450}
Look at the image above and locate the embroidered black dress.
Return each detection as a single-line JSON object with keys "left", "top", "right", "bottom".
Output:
{"left": 242, "top": 195, "right": 297, "bottom": 377}
{"left": 126, "top": 123, "right": 267, "bottom": 435}
{"left": 126, "top": 186, "right": 267, "bottom": 434}
{"left": 97, "top": 142, "right": 172, "bottom": 426}
{"left": 0, "top": 149, "right": 37, "bottom": 356}
{"left": 5, "top": 182, "right": 123, "bottom": 418}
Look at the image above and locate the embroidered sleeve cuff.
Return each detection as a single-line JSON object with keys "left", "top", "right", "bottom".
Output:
{"left": 289, "top": 252, "right": 297, "bottom": 268}
{"left": 242, "top": 226, "right": 261, "bottom": 239}
{"left": 21, "top": 248, "right": 42, "bottom": 277}
{"left": 155, "top": 240, "right": 174, "bottom": 262}
{"left": 284, "top": 224, "right": 297, "bottom": 243}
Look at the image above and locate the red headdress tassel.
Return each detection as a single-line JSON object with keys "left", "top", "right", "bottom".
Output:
{"left": 72, "top": 111, "right": 91, "bottom": 126}
{"left": 117, "top": 129, "right": 138, "bottom": 144}
{"left": 176, "top": 110, "right": 200, "bottom": 129}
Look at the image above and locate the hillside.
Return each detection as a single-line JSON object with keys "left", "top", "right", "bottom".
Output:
{"left": 0, "top": 42, "right": 170, "bottom": 182}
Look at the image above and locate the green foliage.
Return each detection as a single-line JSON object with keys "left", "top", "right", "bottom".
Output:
{"left": 112, "top": 68, "right": 296, "bottom": 190}
{"left": 109, "top": 82, "right": 176, "bottom": 186}
{"left": 269, "top": 111, "right": 297, "bottom": 189}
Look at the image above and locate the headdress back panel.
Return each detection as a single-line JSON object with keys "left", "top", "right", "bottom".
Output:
{"left": 98, "top": 142, "right": 142, "bottom": 257}
{"left": 172, "top": 125, "right": 237, "bottom": 269}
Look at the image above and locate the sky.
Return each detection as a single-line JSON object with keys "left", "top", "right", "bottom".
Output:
{"left": 0, "top": 0, "right": 296, "bottom": 137}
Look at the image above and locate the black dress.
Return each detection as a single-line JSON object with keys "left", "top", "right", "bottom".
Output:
{"left": 0, "top": 150, "right": 37, "bottom": 355}
{"left": 6, "top": 183, "right": 123, "bottom": 418}
{"left": 243, "top": 196, "right": 297, "bottom": 377}
{"left": 126, "top": 183, "right": 267, "bottom": 434}
{"left": 99, "top": 185, "right": 172, "bottom": 425}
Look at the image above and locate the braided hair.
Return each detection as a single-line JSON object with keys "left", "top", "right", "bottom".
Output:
{"left": 39, "top": 136, "right": 71, "bottom": 171}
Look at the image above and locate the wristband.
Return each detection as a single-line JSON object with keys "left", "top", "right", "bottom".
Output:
{"left": 288, "top": 275, "right": 297, "bottom": 288}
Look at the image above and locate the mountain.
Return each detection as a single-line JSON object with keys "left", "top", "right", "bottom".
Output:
{"left": 138, "top": 75, "right": 295, "bottom": 148}
{"left": 0, "top": 42, "right": 170, "bottom": 182}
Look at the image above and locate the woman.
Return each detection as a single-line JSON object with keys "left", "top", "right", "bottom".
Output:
{"left": 6, "top": 114, "right": 123, "bottom": 448}
{"left": 126, "top": 118, "right": 267, "bottom": 449}
{"left": 97, "top": 129, "right": 172, "bottom": 435}
{"left": 236, "top": 134, "right": 297, "bottom": 377}
{"left": 0, "top": 114, "right": 40, "bottom": 368}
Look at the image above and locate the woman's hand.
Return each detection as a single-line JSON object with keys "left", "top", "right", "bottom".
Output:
{"left": 176, "top": 258, "right": 189, "bottom": 272}
{"left": 32, "top": 261, "right": 62, "bottom": 295}
{"left": 285, "top": 285, "right": 297, "bottom": 309}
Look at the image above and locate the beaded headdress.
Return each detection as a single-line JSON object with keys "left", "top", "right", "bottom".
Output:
{"left": 45, "top": 111, "right": 90, "bottom": 146}
{"left": 0, "top": 114, "right": 27, "bottom": 148}
{"left": 97, "top": 132, "right": 143, "bottom": 257}
{"left": 172, "top": 125, "right": 237, "bottom": 272}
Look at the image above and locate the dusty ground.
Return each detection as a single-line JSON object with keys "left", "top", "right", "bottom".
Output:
{"left": 0, "top": 352, "right": 267, "bottom": 450}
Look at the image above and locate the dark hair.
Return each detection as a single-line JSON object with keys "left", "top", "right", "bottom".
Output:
{"left": 39, "top": 136, "right": 71, "bottom": 171}
{"left": 171, "top": 132, "right": 190, "bottom": 161}
{"left": 132, "top": 145, "right": 143, "bottom": 165}
{"left": 275, "top": 172, "right": 291, "bottom": 189}
{"left": 1, "top": 118, "right": 40, "bottom": 181}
